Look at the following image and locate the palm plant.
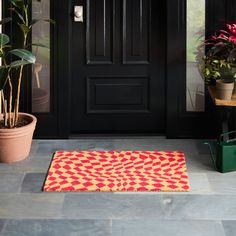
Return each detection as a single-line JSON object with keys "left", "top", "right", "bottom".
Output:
{"left": 0, "top": 0, "right": 54, "bottom": 128}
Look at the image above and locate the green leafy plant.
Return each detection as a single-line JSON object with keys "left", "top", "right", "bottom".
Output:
{"left": 0, "top": 0, "right": 54, "bottom": 128}
{"left": 198, "top": 23, "right": 236, "bottom": 85}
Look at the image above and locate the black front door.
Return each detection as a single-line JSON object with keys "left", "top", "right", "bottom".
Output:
{"left": 71, "top": 0, "right": 166, "bottom": 133}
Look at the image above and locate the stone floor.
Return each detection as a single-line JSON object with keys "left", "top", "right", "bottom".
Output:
{"left": 0, "top": 138, "right": 236, "bottom": 236}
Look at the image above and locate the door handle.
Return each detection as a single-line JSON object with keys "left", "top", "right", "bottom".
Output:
{"left": 74, "top": 6, "right": 83, "bottom": 22}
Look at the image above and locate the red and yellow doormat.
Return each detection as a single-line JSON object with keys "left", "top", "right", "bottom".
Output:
{"left": 43, "top": 151, "right": 190, "bottom": 192}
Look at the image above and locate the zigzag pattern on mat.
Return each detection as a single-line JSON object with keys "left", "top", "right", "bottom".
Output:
{"left": 44, "top": 151, "right": 190, "bottom": 192}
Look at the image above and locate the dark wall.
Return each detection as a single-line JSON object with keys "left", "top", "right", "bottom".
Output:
{"left": 207, "top": 0, "right": 236, "bottom": 33}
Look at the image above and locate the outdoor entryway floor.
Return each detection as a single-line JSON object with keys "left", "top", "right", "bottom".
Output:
{"left": 0, "top": 137, "right": 235, "bottom": 236}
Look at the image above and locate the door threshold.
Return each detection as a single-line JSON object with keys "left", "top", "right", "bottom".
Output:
{"left": 69, "top": 133, "right": 166, "bottom": 139}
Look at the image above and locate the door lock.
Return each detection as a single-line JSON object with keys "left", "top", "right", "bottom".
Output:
{"left": 74, "top": 6, "right": 83, "bottom": 22}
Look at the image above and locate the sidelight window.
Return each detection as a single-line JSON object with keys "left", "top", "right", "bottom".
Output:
{"left": 32, "top": 0, "right": 51, "bottom": 113}
{"left": 186, "top": 0, "right": 205, "bottom": 112}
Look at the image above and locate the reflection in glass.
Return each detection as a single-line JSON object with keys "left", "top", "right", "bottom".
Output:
{"left": 32, "top": 0, "right": 50, "bottom": 113}
{"left": 186, "top": 0, "right": 205, "bottom": 112}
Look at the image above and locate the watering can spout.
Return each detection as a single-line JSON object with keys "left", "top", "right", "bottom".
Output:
{"left": 204, "top": 142, "right": 217, "bottom": 171}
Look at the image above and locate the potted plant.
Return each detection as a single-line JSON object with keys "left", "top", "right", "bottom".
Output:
{"left": 198, "top": 23, "right": 236, "bottom": 100}
{"left": 0, "top": 0, "right": 53, "bottom": 163}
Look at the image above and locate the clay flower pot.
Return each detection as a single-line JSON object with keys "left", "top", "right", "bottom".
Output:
{"left": 0, "top": 113, "right": 37, "bottom": 163}
{"left": 216, "top": 79, "right": 235, "bottom": 100}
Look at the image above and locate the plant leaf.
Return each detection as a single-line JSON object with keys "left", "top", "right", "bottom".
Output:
{"left": 207, "top": 43, "right": 226, "bottom": 56}
{"left": 0, "top": 68, "right": 9, "bottom": 90}
{"left": 0, "top": 17, "right": 12, "bottom": 25}
{"left": 10, "top": 49, "right": 36, "bottom": 63}
{"left": 10, "top": 60, "right": 32, "bottom": 68}
{"left": 8, "top": 0, "right": 24, "bottom": 9}
{"left": 0, "top": 34, "right": 10, "bottom": 49}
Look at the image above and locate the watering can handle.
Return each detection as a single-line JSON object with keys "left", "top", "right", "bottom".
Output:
{"left": 219, "top": 130, "right": 236, "bottom": 143}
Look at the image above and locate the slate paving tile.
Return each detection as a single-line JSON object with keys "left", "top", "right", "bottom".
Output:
{"left": 164, "top": 194, "right": 236, "bottom": 220}
{"left": 0, "top": 194, "right": 64, "bottom": 219}
{"left": 0, "top": 220, "right": 6, "bottom": 234}
{"left": 62, "top": 193, "right": 167, "bottom": 219}
{"left": 222, "top": 220, "right": 236, "bottom": 236}
{"left": 21, "top": 173, "right": 47, "bottom": 193}
{"left": 0, "top": 220, "right": 111, "bottom": 236}
{"left": 0, "top": 173, "right": 24, "bottom": 193}
{"left": 207, "top": 172, "right": 236, "bottom": 195}
{"left": 112, "top": 220, "right": 225, "bottom": 236}
{"left": 63, "top": 193, "right": 236, "bottom": 220}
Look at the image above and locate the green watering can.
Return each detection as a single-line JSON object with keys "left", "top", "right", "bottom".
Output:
{"left": 205, "top": 131, "right": 236, "bottom": 173}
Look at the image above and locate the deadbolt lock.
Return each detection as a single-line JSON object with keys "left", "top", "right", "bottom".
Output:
{"left": 74, "top": 6, "right": 83, "bottom": 22}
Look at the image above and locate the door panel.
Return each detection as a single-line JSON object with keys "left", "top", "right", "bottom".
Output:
{"left": 87, "top": 76, "right": 149, "bottom": 113}
{"left": 123, "top": 0, "right": 150, "bottom": 64}
{"left": 86, "top": 0, "right": 114, "bottom": 64}
{"left": 71, "top": 0, "right": 165, "bottom": 133}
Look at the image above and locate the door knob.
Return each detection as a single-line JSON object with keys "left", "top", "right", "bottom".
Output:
{"left": 74, "top": 6, "right": 83, "bottom": 22}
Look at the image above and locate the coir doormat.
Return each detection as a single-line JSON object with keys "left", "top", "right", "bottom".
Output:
{"left": 43, "top": 151, "right": 190, "bottom": 192}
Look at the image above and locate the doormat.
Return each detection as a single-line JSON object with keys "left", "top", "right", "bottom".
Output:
{"left": 43, "top": 151, "right": 190, "bottom": 192}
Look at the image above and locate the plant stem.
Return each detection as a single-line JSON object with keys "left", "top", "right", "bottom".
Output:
{"left": 13, "top": 100, "right": 16, "bottom": 127}
{"left": 15, "top": 65, "right": 24, "bottom": 125}
{"left": 15, "top": 34, "right": 28, "bottom": 125}
{"left": 1, "top": 92, "right": 6, "bottom": 125}
{"left": 7, "top": 77, "right": 13, "bottom": 127}
{"left": 4, "top": 100, "right": 7, "bottom": 127}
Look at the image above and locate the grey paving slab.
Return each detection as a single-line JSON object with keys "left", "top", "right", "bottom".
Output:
{"left": 0, "top": 194, "right": 64, "bottom": 219}
{"left": 113, "top": 139, "right": 180, "bottom": 151}
{"left": 29, "top": 140, "right": 39, "bottom": 157}
{"left": 187, "top": 173, "right": 213, "bottom": 194}
{"left": 0, "top": 154, "right": 51, "bottom": 173}
{"left": 12, "top": 158, "right": 51, "bottom": 172}
{"left": 113, "top": 138, "right": 206, "bottom": 153}
{"left": 63, "top": 193, "right": 166, "bottom": 219}
{"left": 35, "top": 140, "right": 98, "bottom": 157}
{"left": 63, "top": 193, "right": 236, "bottom": 220}
{"left": 21, "top": 173, "right": 47, "bottom": 193}
{"left": 0, "top": 173, "right": 24, "bottom": 193}
{"left": 207, "top": 172, "right": 236, "bottom": 194}
{"left": 184, "top": 154, "right": 214, "bottom": 173}
{"left": 0, "top": 220, "right": 5, "bottom": 234}
{"left": 94, "top": 141, "right": 116, "bottom": 150}
{"left": 0, "top": 220, "right": 111, "bottom": 236}
{"left": 112, "top": 220, "right": 225, "bottom": 236}
{"left": 164, "top": 194, "right": 236, "bottom": 220}
{"left": 222, "top": 220, "right": 236, "bottom": 236}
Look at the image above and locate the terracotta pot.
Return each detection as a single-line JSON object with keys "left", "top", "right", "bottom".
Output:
{"left": 0, "top": 113, "right": 37, "bottom": 163}
{"left": 216, "top": 79, "right": 234, "bottom": 100}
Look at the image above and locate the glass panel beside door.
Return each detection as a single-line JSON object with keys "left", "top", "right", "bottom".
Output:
{"left": 32, "top": 0, "right": 50, "bottom": 113}
{"left": 186, "top": 0, "right": 205, "bottom": 112}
